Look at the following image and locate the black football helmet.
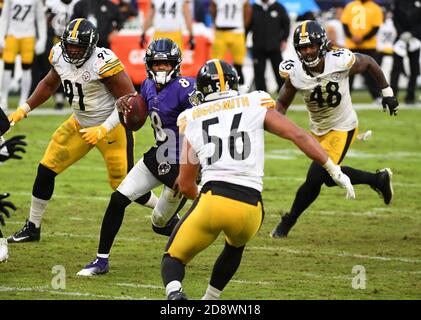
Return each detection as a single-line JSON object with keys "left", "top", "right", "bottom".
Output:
{"left": 293, "top": 20, "right": 328, "bottom": 67}
{"left": 195, "top": 59, "right": 239, "bottom": 102}
{"left": 144, "top": 38, "right": 182, "bottom": 85}
{"left": 61, "top": 18, "right": 99, "bottom": 66}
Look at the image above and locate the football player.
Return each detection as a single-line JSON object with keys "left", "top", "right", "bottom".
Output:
{"left": 0, "top": 107, "right": 27, "bottom": 262}
{"left": 7, "top": 18, "right": 156, "bottom": 244}
{"left": 210, "top": 0, "right": 251, "bottom": 85}
{"left": 161, "top": 59, "right": 354, "bottom": 300}
{"left": 77, "top": 38, "right": 196, "bottom": 276}
{"left": 0, "top": 0, "right": 47, "bottom": 112}
{"left": 140, "top": 0, "right": 195, "bottom": 51}
{"left": 270, "top": 20, "right": 399, "bottom": 238}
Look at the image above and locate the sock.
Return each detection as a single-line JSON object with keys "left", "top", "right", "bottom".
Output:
{"left": 1, "top": 69, "right": 12, "bottom": 109}
{"left": 144, "top": 191, "right": 158, "bottom": 209}
{"left": 29, "top": 196, "right": 49, "bottom": 228}
{"left": 202, "top": 284, "right": 221, "bottom": 300}
{"left": 97, "top": 253, "right": 109, "bottom": 259}
{"left": 166, "top": 280, "right": 182, "bottom": 297}
{"left": 19, "top": 69, "right": 32, "bottom": 106}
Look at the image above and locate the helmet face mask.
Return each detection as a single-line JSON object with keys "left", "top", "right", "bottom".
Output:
{"left": 61, "top": 18, "right": 99, "bottom": 66}
{"left": 293, "top": 20, "right": 328, "bottom": 68}
{"left": 196, "top": 59, "right": 239, "bottom": 102}
{"left": 145, "top": 38, "right": 182, "bottom": 85}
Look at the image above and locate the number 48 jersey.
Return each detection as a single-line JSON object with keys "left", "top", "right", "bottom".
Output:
{"left": 279, "top": 48, "right": 358, "bottom": 136}
{"left": 49, "top": 43, "right": 124, "bottom": 128}
{"left": 178, "top": 91, "right": 275, "bottom": 192}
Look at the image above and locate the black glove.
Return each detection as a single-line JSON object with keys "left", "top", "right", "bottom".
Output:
{"left": 0, "top": 135, "right": 27, "bottom": 162}
{"left": 0, "top": 193, "right": 16, "bottom": 226}
{"left": 382, "top": 96, "right": 399, "bottom": 116}
{"left": 188, "top": 35, "right": 195, "bottom": 50}
{"left": 140, "top": 33, "right": 147, "bottom": 48}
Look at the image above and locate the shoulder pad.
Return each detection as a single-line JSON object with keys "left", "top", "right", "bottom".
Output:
{"left": 93, "top": 48, "right": 124, "bottom": 78}
{"left": 249, "top": 91, "right": 276, "bottom": 109}
{"left": 329, "top": 48, "right": 356, "bottom": 71}
{"left": 278, "top": 59, "right": 297, "bottom": 79}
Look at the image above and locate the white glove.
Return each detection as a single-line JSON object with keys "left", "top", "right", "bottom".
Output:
{"left": 35, "top": 41, "right": 46, "bottom": 55}
{"left": 323, "top": 158, "right": 356, "bottom": 199}
{"left": 400, "top": 31, "right": 412, "bottom": 43}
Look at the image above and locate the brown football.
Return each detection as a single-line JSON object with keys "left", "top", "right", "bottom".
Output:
{"left": 122, "top": 94, "right": 148, "bottom": 132}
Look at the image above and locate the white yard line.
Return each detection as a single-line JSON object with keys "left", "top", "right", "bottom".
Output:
{"left": 115, "top": 282, "right": 163, "bottom": 290}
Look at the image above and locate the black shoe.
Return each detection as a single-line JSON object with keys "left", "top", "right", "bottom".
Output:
{"left": 270, "top": 212, "right": 295, "bottom": 238}
{"left": 7, "top": 220, "right": 41, "bottom": 243}
{"left": 371, "top": 168, "right": 394, "bottom": 205}
{"left": 152, "top": 214, "right": 180, "bottom": 236}
{"left": 168, "top": 289, "right": 188, "bottom": 300}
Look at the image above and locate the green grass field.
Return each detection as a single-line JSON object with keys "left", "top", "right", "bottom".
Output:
{"left": 0, "top": 94, "right": 420, "bottom": 300}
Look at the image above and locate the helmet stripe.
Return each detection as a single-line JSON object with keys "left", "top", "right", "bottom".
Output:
{"left": 71, "top": 18, "right": 83, "bottom": 39}
{"left": 301, "top": 21, "right": 307, "bottom": 37}
{"left": 214, "top": 60, "right": 225, "bottom": 92}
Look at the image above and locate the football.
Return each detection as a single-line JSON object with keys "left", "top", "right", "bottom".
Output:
{"left": 122, "top": 94, "right": 148, "bottom": 131}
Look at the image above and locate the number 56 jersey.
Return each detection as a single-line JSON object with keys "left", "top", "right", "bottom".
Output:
{"left": 49, "top": 43, "right": 123, "bottom": 128}
{"left": 279, "top": 48, "right": 358, "bottom": 136}
{"left": 178, "top": 90, "right": 275, "bottom": 192}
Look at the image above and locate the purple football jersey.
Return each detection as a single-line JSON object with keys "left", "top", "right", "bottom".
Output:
{"left": 141, "top": 76, "right": 196, "bottom": 163}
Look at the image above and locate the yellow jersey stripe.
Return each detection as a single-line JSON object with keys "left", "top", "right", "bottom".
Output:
{"left": 347, "top": 53, "right": 356, "bottom": 69}
{"left": 99, "top": 64, "right": 124, "bottom": 79}
{"left": 99, "top": 59, "right": 122, "bottom": 73}
{"left": 71, "top": 19, "right": 83, "bottom": 39}
{"left": 214, "top": 60, "right": 226, "bottom": 92}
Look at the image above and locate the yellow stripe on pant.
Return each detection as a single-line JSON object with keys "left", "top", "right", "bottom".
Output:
{"left": 166, "top": 189, "right": 263, "bottom": 264}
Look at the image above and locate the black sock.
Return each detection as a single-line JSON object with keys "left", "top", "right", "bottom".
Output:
{"left": 98, "top": 191, "right": 131, "bottom": 254}
{"left": 134, "top": 191, "right": 152, "bottom": 206}
{"left": 209, "top": 242, "right": 245, "bottom": 291}
{"left": 340, "top": 166, "right": 377, "bottom": 186}
{"left": 161, "top": 254, "right": 185, "bottom": 286}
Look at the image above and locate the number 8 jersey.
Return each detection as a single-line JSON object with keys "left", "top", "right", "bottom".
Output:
{"left": 279, "top": 48, "right": 358, "bottom": 136}
{"left": 49, "top": 43, "right": 124, "bottom": 128}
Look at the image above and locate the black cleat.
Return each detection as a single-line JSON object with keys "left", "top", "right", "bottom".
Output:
{"left": 270, "top": 212, "right": 295, "bottom": 238}
{"left": 152, "top": 214, "right": 180, "bottom": 236}
{"left": 7, "top": 220, "right": 41, "bottom": 243}
{"left": 168, "top": 289, "right": 188, "bottom": 300}
{"left": 371, "top": 168, "right": 394, "bottom": 205}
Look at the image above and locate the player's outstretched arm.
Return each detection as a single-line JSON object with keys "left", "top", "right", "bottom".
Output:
{"left": 9, "top": 68, "right": 61, "bottom": 126}
{"left": 350, "top": 53, "right": 399, "bottom": 116}
{"left": 264, "top": 109, "right": 355, "bottom": 199}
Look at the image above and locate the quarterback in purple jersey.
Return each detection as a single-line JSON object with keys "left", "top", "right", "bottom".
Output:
{"left": 77, "top": 38, "right": 196, "bottom": 276}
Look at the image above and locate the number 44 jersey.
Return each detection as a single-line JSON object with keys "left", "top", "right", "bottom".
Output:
{"left": 49, "top": 43, "right": 123, "bottom": 128}
{"left": 279, "top": 48, "right": 358, "bottom": 136}
{"left": 178, "top": 90, "right": 276, "bottom": 192}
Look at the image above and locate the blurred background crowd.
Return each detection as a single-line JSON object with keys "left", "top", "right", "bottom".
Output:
{"left": 1, "top": 0, "right": 420, "bottom": 112}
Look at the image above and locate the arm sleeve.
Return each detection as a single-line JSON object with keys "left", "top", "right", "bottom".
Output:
{"left": 101, "top": 107, "right": 121, "bottom": 132}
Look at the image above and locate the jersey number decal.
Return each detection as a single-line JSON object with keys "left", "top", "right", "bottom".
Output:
{"left": 158, "top": 1, "right": 177, "bottom": 18}
{"left": 310, "top": 82, "right": 341, "bottom": 108}
{"left": 63, "top": 80, "right": 85, "bottom": 111}
{"left": 151, "top": 111, "right": 167, "bottom": 142}
{"left": 202, "top": 113, "right": 251, "bottom": 165}
{"left": 224, "top": 3, "right": 237, "bottom": 19}
{"left": 12, "top": 4, "right": 32, "bottom": 21}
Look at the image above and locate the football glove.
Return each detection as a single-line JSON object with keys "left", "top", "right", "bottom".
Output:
{"left": 188, "top": 35, "right": 195, "bottom": 50}
{"left": 80, "top": 125, "right": 108, "bottom": 145}
{"left": 8, "top": 106, "right": 29, "bottom": 126}
{"left": 381, "top": 87, "right": 399, "bottom": 116}
{"left": 0, "top": 193, "right": 16, "bottom": 226}
{"left": 0, "top": 135, "right": 27, "bottom": 162}
{"left": 323, "top": 158, "right": 356, "bottom": 199}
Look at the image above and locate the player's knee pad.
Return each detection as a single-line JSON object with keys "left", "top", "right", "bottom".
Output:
{"left": 4, "top": 63, "right": 14, "bottom": 71}
{"left": 32, "top": 164, "right": 58, "bottom": 200}
{"left": 109, "top": 191, "right": 131, "bottom": 210}
{"left": 106, "top": 158, "right": 126, "bottom": 190}
{"left": 151, "top": 187, "right": 182, "bottom": 227}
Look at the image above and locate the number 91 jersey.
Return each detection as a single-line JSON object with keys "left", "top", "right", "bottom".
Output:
{"left": 279, "top": 48, "right": 358, "bottom": 136}
{"left": 49, "top": 43, "right": 124, "bottom": 128}
{"left": 178, "top": 91, "right": 276, "bottom": 192}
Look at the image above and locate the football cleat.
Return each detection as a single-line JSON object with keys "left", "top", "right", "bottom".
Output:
{"left": 76, "top": 257, "right": 109, "bottom": 276}
{"left": 168, "top": 289, "right": 188, "bottom": 300}
{"left": 0, "top": 238, "right": 9, "bottom": 262}
{"left": 7, "top": 220, "right": 40, "bottom": 243}
{"left": 371, "top": 168, "right": 394, "bottom": 205}
{"left": 152, "top": 214, "right": 180, "bottom": 237}
{"left": 270, "top": 212, "right": 296, "bottom": 238}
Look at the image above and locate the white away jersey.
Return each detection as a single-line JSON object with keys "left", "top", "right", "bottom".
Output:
{"left": 152, "top": 0, "right": 185, "bottom": 32}
{"left": 0, "top": 0, "right": 45, "bottom": 38}
{"left": 49, "top": 44, "right": 124, "bottom": 128}
{"left": 279, "top": 48, "right": 358, "bottom": 135}
{"left": 178, "top": 91, "right": 275, "bottom": 192}
{"left": 213, "top": 0, "right": 247, "bottom": 31}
